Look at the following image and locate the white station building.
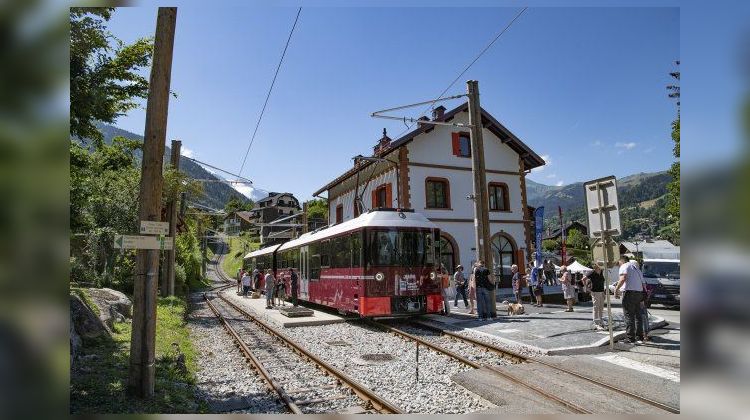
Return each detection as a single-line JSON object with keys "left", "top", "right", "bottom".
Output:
{"left": 312, "top": 103, "right": 545, "bottom": 288}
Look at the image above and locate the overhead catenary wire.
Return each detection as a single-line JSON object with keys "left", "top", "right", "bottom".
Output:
{"left": 393, "top": 6, "right": 528, "bottom": 139}
{"left": 182, "top": 155, "right": 254, "bottom": 183}
{"left": 237, "top": 7, "right": 302, "bottom": 179}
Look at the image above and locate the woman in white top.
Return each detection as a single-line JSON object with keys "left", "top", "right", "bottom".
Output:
{"left": 560, "top": 266, "right": 575, "bottom": 312}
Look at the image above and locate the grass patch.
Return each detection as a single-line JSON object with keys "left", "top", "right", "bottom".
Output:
{"left": 221, "top": 237, "right": 259, "bottom": 279}
{"left": 70, "top": 296, "right": 206, "bottom": 414}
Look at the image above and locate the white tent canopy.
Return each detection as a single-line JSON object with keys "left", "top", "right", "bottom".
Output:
{"left": 566, "top": 260, "right": 594, "bottom": 274}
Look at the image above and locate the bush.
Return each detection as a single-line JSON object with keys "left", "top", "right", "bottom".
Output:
{"left": 174, "top": 264, "right": 187, "bottom": 294}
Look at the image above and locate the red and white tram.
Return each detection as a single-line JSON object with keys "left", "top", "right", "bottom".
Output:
{"left": 243, "top": 209, "right": 443, "bottom": 317}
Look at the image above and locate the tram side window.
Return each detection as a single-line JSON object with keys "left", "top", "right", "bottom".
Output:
{"left": 292, "top": 248, "right": 299, "bottom": 269}
{"left": 350, "top": 232, "right": 361, "bottom": 268}
{"left": 309, "top": 242, "right": 320, "bottom": 280}
{"left": 333, "top": 236, "right": 350, "bottom": 268}
{"left": 320, "top": 240, "right": 330, "bottom": 267}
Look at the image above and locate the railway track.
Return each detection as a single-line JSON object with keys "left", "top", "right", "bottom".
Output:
{"left": 203, "top": 290, "right": 403, "bottom": 414}
{"left": 372, "top": 319, "right": 679, "bottom": 415}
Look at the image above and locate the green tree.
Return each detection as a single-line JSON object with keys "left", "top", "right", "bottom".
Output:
{"left": 566, "top": 228, "right": 588, "bottom": 251}
{"left": 542, "top": 239, "right": 560, "bottom": 252}
{"left": 307, "top": 198, "right": 328, "bottom": 221}
{"left": 70, "top": 7, "right": 153, "bottom": 146}
{"left": 665, "top": 61, "right": 680, "bottom": 232}
{"left": 224, "top": 195, "right": 253, "bottom": 214}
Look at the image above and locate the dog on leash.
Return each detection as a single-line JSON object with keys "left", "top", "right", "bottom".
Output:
{"left": 501, "top": 300, "right": 525, "bottom": 316}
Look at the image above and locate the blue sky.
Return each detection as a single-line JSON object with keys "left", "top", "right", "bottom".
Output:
{"left": 107, "top": 4, "right": 688, "bottom": 201}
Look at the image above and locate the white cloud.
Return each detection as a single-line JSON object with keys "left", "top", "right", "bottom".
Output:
{"left": 531, "top": 154, "right": 551, "bottom": 173}
{"left": 232, "top": 183, "right": 255, "bottom": 199}
{"left": 591, "top": 140, "right": 602, "bottom": 147}
{"left": 181, "top": 146, "right": 195, "bottom": 158}
{"left": 615, "top": 142, "right": 637, "bottom": 150}
{"left": 546, "top": 173, "right": 557, "bottom": 179}
{"left": 644, "top": 147, "right": 654, "bottom": 154}
{"left": 555, "top": 180, "right": 564, "bottom": 187}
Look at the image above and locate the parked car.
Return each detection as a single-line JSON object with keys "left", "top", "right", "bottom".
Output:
{"left": 642, "top": 259, "right": 680, "bottom": 307}
{"left": 608, "top": 259, "right": 680, "bottom": 307}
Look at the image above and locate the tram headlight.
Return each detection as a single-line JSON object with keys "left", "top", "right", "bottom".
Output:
{"left": 375, "top": 272, "right": 385, "bottom": 282}
{"left": 430, "top": 271, "right": 436, "bottom": 280}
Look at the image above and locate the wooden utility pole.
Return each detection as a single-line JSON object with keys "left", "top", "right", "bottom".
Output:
{"left": 164, "top": 140, "right": 181, "bottom": 296}
{"left": 128, "top": 7, "right": 176, "bottom": 398}
{"left": 467, "top": 80, "right": 494, "bottom": 312}
{"left": 302, "top": 201, "right": 309, "bottom": 234}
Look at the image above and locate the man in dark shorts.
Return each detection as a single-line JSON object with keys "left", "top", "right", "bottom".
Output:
{"left": 583, "top": 263, "right": 606, "bottom": 330}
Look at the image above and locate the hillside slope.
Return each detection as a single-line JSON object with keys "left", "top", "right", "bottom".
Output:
{"left": 527, "top": 171, "right": 672, "bottom": 239}
{"left": 95, "top": 123, "right": 253, "bottom": 210}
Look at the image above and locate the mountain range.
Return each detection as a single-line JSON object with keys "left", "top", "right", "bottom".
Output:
{"left": 95, "top": 123, "right": 671, "bottom": 222}
{"left": 96, "top": 123, "right": 255, "bottom": 210}
{"left": 526, "top": 171, "right": 671, "bottom": 213}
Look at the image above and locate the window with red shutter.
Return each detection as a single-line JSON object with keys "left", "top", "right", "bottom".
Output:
{"left": 452, "top": 132, "right": 471, "bottom": 157}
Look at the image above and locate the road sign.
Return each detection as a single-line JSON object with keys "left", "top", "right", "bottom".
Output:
{"left": 583, "top": 175, "right": 621, "bottom": 239}
{"left": 114, "top": 234, "right": 173, "bottom": 250}
{"left": 592, "top": 237, "right": 620, "bottom": 266}
{"left": 139, "top": 220, "right": 169, "bottom": 235}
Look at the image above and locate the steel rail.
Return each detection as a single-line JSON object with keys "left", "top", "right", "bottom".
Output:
{"left": 203, "top": 293, "right": 302, "bottom": 414}
{"left": 370, "top": 320, "right": 590, "bottom": 414}
{"left": 410, "top": 320, "right": 680, "bottom": 414}
{"left": 217, "top": 293, "right": 403, "bottom": 414}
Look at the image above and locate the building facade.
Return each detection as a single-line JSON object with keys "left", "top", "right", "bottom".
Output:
{"left": 313, "top": 103, "right": 544, "bottom": 287}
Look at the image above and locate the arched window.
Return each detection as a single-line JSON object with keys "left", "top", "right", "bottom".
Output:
{"left": 488, "top": 182, "right": 510, "bottom": 211}
{"left": 371, "top": 183, "right": 392, "bottom": 208}
{"left": 490, "top": 233, "right": 517, "bottom": 288}
{"left": 438, "top": 234, "right": 456, "bottom": 275}
{"left": 425, "top": 177, "right": 450, "bottom": 209}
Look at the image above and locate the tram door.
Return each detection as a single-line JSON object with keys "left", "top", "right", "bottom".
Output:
{"left": 299, "top": 245, "right": 310, "bottom": 300}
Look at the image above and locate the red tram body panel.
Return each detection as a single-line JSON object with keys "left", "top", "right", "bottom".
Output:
{"left": 243, "top": 209, "right": 444, "bottom": 317}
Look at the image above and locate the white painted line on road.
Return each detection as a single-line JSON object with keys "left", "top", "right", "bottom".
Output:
{"left": 495, "top": 329, "right": 520, "bottom": 333}
{"left": 595, "top": 354, "right": 680, "bottom": 382}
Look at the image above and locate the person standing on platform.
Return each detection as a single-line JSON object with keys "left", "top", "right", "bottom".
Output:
{"left": 252, "top": 268, "right": 261, "bottom": 291}
{"left": 290, "top": 269, "right": 299, "bottom": 307}
{"left": 240, "top": 270, "right": 252, "bottom": 298}
{"left": 511, "top": 264, "right": 522, "bottom": 304}
{"left": 264, "top": 269, "right": 275, "bottom": 309}
{"left": 237, "top": 268, "right": 244, "bottom": 294}
{"left": 474, "top": 260, "right": 495, "bottom": 320}
{"left": 560, "top": 266, "right": 575, "bottom": 312}
{"left": 453, "top": 265, "right": 468, "bottom": 308}
{"left": 543, "top": 259, "right": 556, "bottom": 286}
{"left": 467, "top": 266, "right": 477, "bottom": 315}
{"left": 532, "top": 266, "right": 544, "bottom": 307}
{"left": 526, "top": 261, "right": 535, "bottom": 304}
{"left": 614, "top": 257, "right": 646, "bottom": 344}
{"left": 275, "top": 275, "right": 286, "bottom": 306}
{"left": 583, "top": 264, "right": 606, "bottom": 329}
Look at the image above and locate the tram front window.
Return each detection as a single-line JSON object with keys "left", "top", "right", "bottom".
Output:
{"left": 367, "top": 230, "right": 434, "bottom": 267}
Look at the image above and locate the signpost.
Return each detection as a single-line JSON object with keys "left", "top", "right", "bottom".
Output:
{"left": 139, "top": 221, "right": 169, "bottom": 236}
{"left": 115, "top": 234, "right": 174, "bottom": 251}
{"left": 583, "top": 175, "right": 621, "bottom": 349}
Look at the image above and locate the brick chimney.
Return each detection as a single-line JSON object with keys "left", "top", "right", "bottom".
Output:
{"left": 432, "top": 105, "right": 446, "bottom": 121}
{"left": 373, "top": 128, "right": 392, "bottom": 155}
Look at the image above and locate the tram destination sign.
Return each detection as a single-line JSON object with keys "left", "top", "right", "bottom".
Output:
{"left": 114, "top": 234, "right": 173, "bottom": 250}
{"left": 139, "top": 220, "right": 169, "bottom": 235}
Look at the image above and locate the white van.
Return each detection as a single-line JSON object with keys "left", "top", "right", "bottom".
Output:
{"left": 641, "top": 258, "right": 680, "bottom": 307}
